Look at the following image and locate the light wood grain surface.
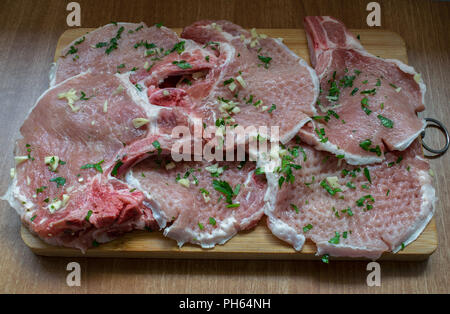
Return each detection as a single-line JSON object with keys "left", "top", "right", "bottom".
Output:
{"left": 0, "top": 0, "right": 449, "bottom": 293}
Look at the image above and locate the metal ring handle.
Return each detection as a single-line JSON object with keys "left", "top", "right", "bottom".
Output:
{"left": 420, "top": 118, "right": 449, "bottom": 155}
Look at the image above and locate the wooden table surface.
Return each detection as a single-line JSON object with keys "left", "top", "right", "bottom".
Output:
{"left": 0, "top": 0, "right": 448, "bottom": 294}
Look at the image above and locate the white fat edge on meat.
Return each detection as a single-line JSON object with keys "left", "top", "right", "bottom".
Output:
{"left": 239, "top": 169, "right": 266, "bottom": 228}
{"left": 301, "top": 121, "right": 384, "bottom": 165}
{"left": 249, "top": 142, "right": 281, "bottom": 213}
{"left": 124, "top": 169, "right": 168, "bottom": 229}
{"left": 392, "top": 167, "right": 436, "bottom": 253}
{"left": 1, "top": 175, "right": 33, "bottom": 218}
{"left": 353, "top": 50, "right": 427, "bottom": 150}
{"left": 267, "top": 216, "right": 306, "bottom": 251}
{"left": 318, "top": 16, "right": 365, "bottom": 51}
{"left": 272, "top": 38, "right": 320, "bottom": 144}
{"left": 315, "top": 242, "right": 383, "bottom": 260}
{"left": 375, "top": 54, "right": 427, "bottom": 107}
{"left": 164, "top": 215, "right": 238, "bottom": 249}
{"left": 51, "top": 22, "right": 148, "bottom": 86}
{"left": 49, "top": 62, "right": 57, "bottom": 87}
{"left": 256, "top": 143, "right": 306, "bottom": 252}
{"left": 392, "top": 119, "right": 427, "bottom": 151}
{"left": 1, "top": 71, "right": 92, "bottom": 218}
{"left": 115, "top": 72, "right": 163, "bottom": 134}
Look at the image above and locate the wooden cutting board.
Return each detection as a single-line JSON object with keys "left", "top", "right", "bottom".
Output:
{"left": 20, "top": 28, "right": 438, "bottom": 261}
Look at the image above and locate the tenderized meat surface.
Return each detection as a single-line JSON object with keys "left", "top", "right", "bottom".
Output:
{"left": 52, "top": 22, "right": 179, "bottom": 86}
{"left": 264, "top": 139, "right": 435, "bottom": 260}
{"left": 126, "top": 158, "right": 267, "bottom": 248}
{"left": 180, "top": 20, "right": 319, "bottom": 144}
{"left": 4, "top": 72, "right": 159, "bottom": 250}
{"left": 299, "top": 16, "right": 426, "bottom": 165}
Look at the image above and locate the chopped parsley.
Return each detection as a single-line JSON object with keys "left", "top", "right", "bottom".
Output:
{"left": 303, "top": 224, "right": 313, "bottom": 232}
{"left": 81, "top": 160, "right": 104, "bottom": 173}
{"left": 315, "top": 128, "right": 328, "bottom": 143}
{"left": 356, "top": 194, "right": 375, "bottom": 211}
{"left": 363, "top": 167, "right": 372, "bottom": 184}
{"left": 170, "top": 41, "right": 186, "bottom": 54}
{"left": 320, "top": 180, "right": 342, "bottom": 196}
{"left": 96, "top": 26, "right": 124, "bottom": 55}
{"left": 85, "top": 210, "right": 93, "bottom": 222}
{"left": 257, "top": 55, "right": 272, "bottom": 69}
{"left": 268, "top": 104, "right": 276, "bottom": 113}
{"left": 111, "top": 160, "right": 124, "bottom": 177}
{"left": 377, "top": 115, "right": 394, "bottom": 128}
{"left": 36, "top": 186, "right": 47, "bottom": 194}
{"left": 361, "top": 97, "right": 372, "bottom": 115}
{"left": 212, "top": 180, "right": 239, "bottom": 204}
{"left": 49, "top": 176, "right": 66, "bottom": 187}
{"left": 328, "top": 232, "right": 340, "bottom": 244}
{"left": 359, "top": 139, "right": 382, "bottom": 156}
{"left": 172, "top": 60, "right": 192, "bottom": 69}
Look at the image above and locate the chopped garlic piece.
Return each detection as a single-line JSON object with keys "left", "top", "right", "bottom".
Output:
{"left": 162, "top": 90, "right": 170, "bottom": 96}
{"left": 205, "top": 164, "right": 224, "bottom": 176}
{"left": 326, "top": 176, "right": 341, "bottom": 189}
{"left": 113, "top": 85, "right": 124, "bottom": 95}
{"left": 62, "top": 194, "right": 70, "bottom": 207}
{"left": 48, "top": 200, "right": 62, "bottom": 213}
{"left": 395, "top": 87, "right": 402, "bottom": 93}
{"left": 202, "top": 193, "right": 211, "bottom": 203}
{"left": 228, "top": 82, "right": 237, "bottom": 92}
{"left": 14, "top": 156, "right": 29, "bottom": 165}
{"left": 178, "top": 178, "right": 190, "bottom": 188}
{"left": 165, "top": 162, "right": 176, "bottom": 170}
{"left": 250, "top": 39, "right": 259, "bottom": 48}
{"left": 192, "top": 72, "right": 205, "bottom": 80}
{"left": 48, "top": 194, "right": 70, "bottom": 213}
{"left": 269, "top": 145, "right": 280, "bottom": 159}
{"left": 414, "top": 73, "right": 421, "bottom": 84}
{"left": 103, "top": 100, "right": 108, "bottom": 113}
{"left": 231, "top": 106, "right": 241, "bottom": 114}
{"left": 132, "top": 118, "right": 150, "bottom": 128}
{"left": 78, "top": 177, "right": 84, "bottom": 183}
{"left": 235, "top": 75, "right": 247, "bottom": 88}
{"left": 10, "top": 168, "right": 15, "bottom": 179}
{"left": 261, "top": 105, "right": 268, "bottom": 112}
{"left": 210, "top": 23, "right": 223, "bottom": 32}
{"left": 44, "top": 156, "right": 60, "bottom": 171}
{"left": 58, "top": 88, "right": 80, "bottom": 112}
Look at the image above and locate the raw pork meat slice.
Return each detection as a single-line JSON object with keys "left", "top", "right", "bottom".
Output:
{"left": 299, "top": 16, "right": 426, "bottom": 165}
{"left": 264, "top": 139, "right": 435, "bottom": 260}
{"left": 51, "top": 22, "right": 179, "bottom": 86}
{"left": 126, "top": 157, "right": 267, "bottom": 248}
{"left": 133, "top": 20, "right": 319, "bottom": 144}
{"left": 3, "top": 72, "right": 159, "bottom": 251}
